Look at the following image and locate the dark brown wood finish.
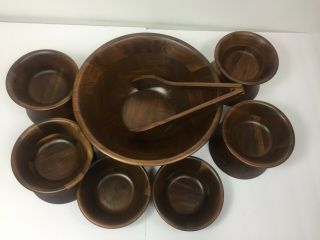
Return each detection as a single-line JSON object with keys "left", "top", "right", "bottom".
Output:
{"left": 128, "top": 75, "right": 244, "bottom": 132}
{"left": 209, "top": 100, "right": 295, "bottom": 179}
{"left": 215, "top": 31, "right": 279, "bottom": 85}
{"left": 73, "top": 33, "right": 223, "bottom": 166}
{"left": 11, "top": 118, "right": 93, "bottom": 203}
{"left": 213, "top": 31, "right": 279, "bottom": 105}
{"left": 153, "top": 156, "right": 224, "bottom": 231}
{"left": 128, "top": 87, "right": 244, "bottom": 132}
{"left": 77, "top": 157, "right": 151, "bottom": 228}
{"left": 6, "top": 50, "right": 78, "bottom": 122}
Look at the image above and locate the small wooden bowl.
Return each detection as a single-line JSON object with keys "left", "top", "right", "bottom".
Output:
{"left": 11, "top": 118, "right": 93, "bottom": 203}
{"left": 6, "top": 50, "right": 78, "bottom": 122}
{"left": 215, "top": 31, "right": 278, "bottom": 85}
{"left": 214, "top": 31, "right": 278, "bottom": 104}
{"left": 153, "top": 156, "right": 224, "bottom": 231}
{"left": 209, "top": 100, "right": 295, "bottom": 179}
{"left": 73, "top": 33, "right": 222, "bottom": 166}
{"left": 77, "top": 157, "right": 151, "bottom": 228}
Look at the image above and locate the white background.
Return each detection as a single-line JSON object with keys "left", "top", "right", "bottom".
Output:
{"left": 0, "top": 22, "right": 319, "bottom": 239}
{"left": 0, "top": 0, "right": 320, "bottom": 32}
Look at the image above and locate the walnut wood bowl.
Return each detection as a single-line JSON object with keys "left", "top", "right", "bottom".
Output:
{"left": 209, "top": 100, "right": 295, "bottom": 179}
{"left": 73, "top": 33, "right": 222, "bottom": 166}
{"left": 11, "top": 118, "right": 93, "bottom": 203}
{"left": 153, "top": 156, "right": 224, "bottom": 231}
{"left": 6, "top": 50, "right": 78, "bottom": 122}
{"left": 214, "top": 31, "right": 279, "bottom": 86}
{"left": 77, "top": 157, "right": 151, "bottom": 228}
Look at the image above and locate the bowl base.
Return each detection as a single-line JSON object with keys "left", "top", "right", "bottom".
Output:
{"left": 96, "top": 173, "right": 135, "bottom": 213}
{"left": 222, "top": 47, "right": 262, "bottom": 82}
{"left": 167, "top": 175, "right": 205, "bottom": 215}
{"left": 28, "top": 70, "right": 70, "bottom": 105}
{"left": 231, "top": 120, "right": 272, "bottom": 158}
{"left": 34, "top": 135, "right": 80, "bottom": 181}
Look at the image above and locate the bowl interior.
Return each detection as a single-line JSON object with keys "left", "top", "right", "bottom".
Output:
{"left": 215, "top": 32, "right": 278, "bottom": 85}
{"left": 6, "top": 50, "right": 77, "bottom": 109}
{"left": 74, "top": 33, "right": 221, "bottom": 165}
{"left": 77, "top": 157, "right": 151, "bottom": 228}
{"left": 12, "top": 119, "right": 92, "bottom": 192}
{"left": 153, "top": 156, "right": 223, "bottom": 231}
{"left": 223, "top": 101, "right": 295, "bottom": 167}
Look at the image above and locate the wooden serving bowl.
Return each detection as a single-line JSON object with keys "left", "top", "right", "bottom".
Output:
{"left": 11, "top": 118, "right": 93, "bottom": 203}
{"left": 77, "top": 157, "right": 151, "bottom": 228}
{"left": 209, "top": 100, "right": 295, "bottom": 179}
{"left": 73, "top": 33, "right": 222, "bottom": 166}
{"left": 214, "top": 31, "right": 279, "bottom": 104}
{"left": 153, "top": 156, "right": 224, "bottom": 231}
{"left": 6, "top": 50, "right": 78, "bottom": 122}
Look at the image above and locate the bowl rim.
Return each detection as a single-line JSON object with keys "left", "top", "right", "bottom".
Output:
{"left": 11, "top": 118, "right": 93, "bottom": 194}
{"left": 222, "top": 100, "right": 295, "bottom": 168}
{"left": 214, "top": 31, "right": 279, "bottom": 86}
{"left": 152, "top": 156, "right": 224, "bottom": 231}
{"left": 76, "top": 157, "right": 151, "bottom": 228}
{"left": 73, "top": 32, "right": 222, "bottom": 166}
{"left": 6, "top": 49, "right": 78, "bottom": 111}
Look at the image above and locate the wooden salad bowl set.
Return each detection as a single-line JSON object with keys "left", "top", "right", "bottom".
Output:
{"left": 6, "top": 31, "right": 295, "bottom": 231}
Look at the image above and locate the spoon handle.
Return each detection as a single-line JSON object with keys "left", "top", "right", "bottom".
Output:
{"left": 132, "top": 75, "right": 242, "bottom": 89}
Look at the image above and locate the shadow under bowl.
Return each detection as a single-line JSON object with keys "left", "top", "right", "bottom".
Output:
{"left": 73, "top": 33, "right": 222, "bottom": 166}
{"left": 209, "top": 125, "right": 266, "bottom": 179}
{"left": 6, "top": 49, "right": 78, "bottom": 122}
{"left": 11, "top": 118, "right": 93, "bottom": 203}
{"left": 153, "top": 156, "right": 224, "bottom": 231}
{"left": 77, "top": 157, "right": 151, "bottom": 228}
{"left": 214, "top": 31, "right": 279, "bottom": 86}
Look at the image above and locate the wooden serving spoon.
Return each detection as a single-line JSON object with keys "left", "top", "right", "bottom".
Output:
{"left": 129, "top": 75, "right": 244, "bottom": 132}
